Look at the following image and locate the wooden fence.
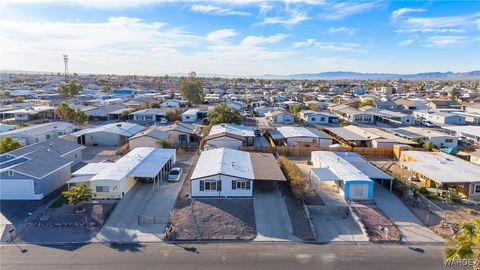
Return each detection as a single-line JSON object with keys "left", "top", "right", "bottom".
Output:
{"left": 239, "top": 145, "right": 396, "bottom": 157}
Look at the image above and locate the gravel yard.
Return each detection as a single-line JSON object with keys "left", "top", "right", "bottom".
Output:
{"left": 279, "top": 183, "right": 316, "bottom": 240}
{"left": 352, "top": 207, "right": 400, "bottom": 242}
{"left": 17, "top": 202, "right": 115, "bottom": 243}
{"left": 166, "top": 198, "right": 256, "bottom": 240}
{"left": 165, "top": 162, "right": 256, "bottom": 241}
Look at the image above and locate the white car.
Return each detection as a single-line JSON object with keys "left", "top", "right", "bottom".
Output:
{"left": 159, "top": 118, "right": 168, "bottom": 124}
{"left": 168, "top": 167, "right": 182, "bottom": 182}
{"left": 420, "top": 119, "right": 435, "bottom": 127}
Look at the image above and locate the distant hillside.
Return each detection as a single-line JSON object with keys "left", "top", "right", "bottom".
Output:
{"left": 263, "top": 70, "right": 480, "bottom": 80}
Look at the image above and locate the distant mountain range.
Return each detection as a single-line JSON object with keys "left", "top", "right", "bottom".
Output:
{"left": 262, "top": 70, "right": 480, "bottom": 80}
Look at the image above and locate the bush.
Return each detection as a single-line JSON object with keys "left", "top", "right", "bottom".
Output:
{"left": 425, "top": 193, "right": 438, "bottom": 200}
{"left": 445, "top": 188, "right": 460, "bottom": 204}
{"left": 278, "top": 156, "right": 307, "bottom": 194}
{"left": 419, "top": 187, "right": 428, "bottom": 194}
{"left": 50, "top": 195, "right": 68, "bottom": 208}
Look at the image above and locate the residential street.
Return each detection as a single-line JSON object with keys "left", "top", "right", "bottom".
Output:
{"left": 0, "top": 242, "right": 464, "bottom": 270}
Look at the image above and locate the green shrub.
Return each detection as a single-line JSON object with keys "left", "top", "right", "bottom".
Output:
{"left": 425, "top": 193, "right": 438, "bottom": 200}
{"left": 419, "top": 187, "right": 428, "bottom": 194}
{"left": 445, "top": 188, "right": 460, "bottom": 204}
{"left": 50, "top": 195, "right": 68, "bottom": 208}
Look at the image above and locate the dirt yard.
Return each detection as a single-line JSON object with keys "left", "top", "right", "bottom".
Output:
{"left": 164, "top": 159, "right": 256, "bottom": 241}
{"left": 353, "top": 207, "right": 400, "bottom": 242}
{"left": 17, "top": 202, "right": 115, "bottom": 243}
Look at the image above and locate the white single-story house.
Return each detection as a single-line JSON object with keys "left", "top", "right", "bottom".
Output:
{"left": 182, "top": 109, "right": 199, "bottom": 123}
{"left": 265, "top": 110, "right": 294, "bottom": 124}
{"left": 190, "top": 148, "right": 286, "bottom": 197}
{"left": 400, "top": 151, "right": 480, "bottom": 201}
{"left": 130, "top": 108, "right": 166, "bottom": 122}
{"left": 159, "top": 121, "right": 201, "bottom": 144}
{"left": 128, "top": 127, "right": 170, "bottom": 149}
{"left": 271, "top": 126, "right": 332, "bottom": 147}
{"left": 68, "top": 147, "right": 176, "bottom": 199}
{"left": 388, "top": 126, "right": 458, "bottom": 148}
{"left": 69, "top": 122, "right": 145, "bottom": 146}
{"left": 204, "top": 124, "right": 255, "bottom": 149}
{"left": 299, "top": 110, "right": 339, "bottom": 125}
{"left": 311, "top": 151, "right": 378, "bottom": 200}
{"left": 5, "top": 106, "right": 56, "bottom": 121}
{"left": 413, "top": 110, "right": 465, "bottom": 125}
{"left": 0, "top": 121, "right": 78, "bottom": 145}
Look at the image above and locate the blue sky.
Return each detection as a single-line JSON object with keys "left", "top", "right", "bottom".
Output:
{"left": 1, "top": 0, "right": 479, "bottom": 76}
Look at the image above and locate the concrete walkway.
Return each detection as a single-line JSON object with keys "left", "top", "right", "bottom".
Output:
{"left": 253, "top": 182, "right": 298, "bottom": 241}
{"left": 374, "top": 185, "right": 445, "bottom": 243}
{"left": 95, "top": 155, "right": 193, "bottom": 243}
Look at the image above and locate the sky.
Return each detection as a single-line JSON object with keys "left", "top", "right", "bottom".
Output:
{"left": 1, "top": 0, "right": 480, "bottom": 76}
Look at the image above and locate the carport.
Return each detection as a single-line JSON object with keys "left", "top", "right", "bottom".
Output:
{"left": 127, "top": 149, "right": 175, "bottom": 189}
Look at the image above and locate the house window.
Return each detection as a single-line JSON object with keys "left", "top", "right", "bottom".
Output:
{"left": 475, "top": 185, "right": 480, "bottom": 194}
{"left": 445, "top": 139, "right": 453, "bottom": 143}
{"left": 8, "top": 170, "right": 14, "bottom": 176}
{"left": 320, "top": 117, "right": 325, "bottom": 122}
{"left": 96, "top": 186, "right": 109, "bottom": 192}
{"left": 179, "top": 134, "right": 188, "bottom": 143}
{"left": 311, "top": 117, "right": 316, "bottom": 121}
{"left": 185, "top": 116, "right": 190, "bottom": 119}
{"left": 204, "top": 180, "right": 217, "bottom": 191}
{"left": 46, "top": 134, "right": 51, "bottom": 139}
{"left": 35, "top": 138, "right": 39, "bottom": 143}
{"left": 236, "top": 180, "right": 247, "bottom": 190}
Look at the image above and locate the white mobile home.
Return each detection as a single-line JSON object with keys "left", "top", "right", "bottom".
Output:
{"left": 181, "top": 109, "right": 199, "bottom": 123}
{"left": 70, "top": 122, "right": 144, "bottom": 146}
{"left": 311, "top": 151, "right": 376, "bottom": 200}
{"left": 68, "top": 147, "right": 176, "bottom": 199}
{"left": 190, "top": 148, "right": 286, "bottom": 197}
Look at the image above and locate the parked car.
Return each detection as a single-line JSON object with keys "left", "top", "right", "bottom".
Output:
{"left": 159, "top": 118, "right": 168, "bottom": 124}
{"left": 168, "top": 167, "right": 182, "bottom": 182}
{"left": 420, "top": 119, "right": 435, "bottom": 127}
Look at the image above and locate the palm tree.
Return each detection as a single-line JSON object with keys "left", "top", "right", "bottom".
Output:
{"left": 72, "top": 109, "right": 89, "bottom": 127}
{"left": 445, "top": 217, "right": 480, "bottom": 269}
{"left": 55, "top": 102, "right": 73, "bottom": 120}
{"left": 62, "top": 184, "right": 93, "bottom": 213}
{"left": 423, "top": 141, "right": 436, "bottom": 150}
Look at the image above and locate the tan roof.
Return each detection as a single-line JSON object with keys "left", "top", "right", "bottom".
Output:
{"left": 249, "top": 153, "right": 286, "bottom": 181}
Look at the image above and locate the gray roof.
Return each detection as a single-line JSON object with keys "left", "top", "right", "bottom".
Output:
{"left": 0, "top": 122, "right": 77, "bottom": 138}
{"left": 325, "top": 127, "right": 368, "bottom": 141}
{"left": 129, "top": 127, "right": 169, "bottom": 140}
{"left": 1, "top": 138, "right": 83, "bottom": 179}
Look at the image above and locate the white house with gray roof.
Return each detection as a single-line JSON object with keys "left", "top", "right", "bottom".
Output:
{"left": 0, "top": 121, "right": 78, "bottom": 145}
{"left": 0, "top": 138, "right": 83, "bottom": 200}
{"left": 190, "top": 148, "right": 285, "bottom": 197}
{"left": 69, "top": 122, "right": 144, "bottom": 146}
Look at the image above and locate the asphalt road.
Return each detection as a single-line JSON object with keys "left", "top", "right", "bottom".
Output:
{"left": 0, "top": 242, "right": 467, "bottom": 270}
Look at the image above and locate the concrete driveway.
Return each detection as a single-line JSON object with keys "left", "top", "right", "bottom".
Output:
{"left": 253, "top": 182, "right": 298, "bottom": 241}
{"left": 308, "top": 180, "right": 369, "bottom": 242}
{"left": 374, "top": 185, "right": 444, "bottom": 243}
{"left": 295, "top": 159, "right": 368, "bottom": 242}
{"left": 95, "top": 154, "right": 193, "bottom": 243}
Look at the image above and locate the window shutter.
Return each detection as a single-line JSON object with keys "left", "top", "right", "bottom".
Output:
{"left": 217, "top": 180, "right": 222, "bottom": 191}
{"left": 200, "top": 180, "right": 204, "bottom": 191}
{"left": 246, "top": 180, "right": 251, "bottom": 190}
{"left": 232, "top": 180, "right": 236, "bottom": 190}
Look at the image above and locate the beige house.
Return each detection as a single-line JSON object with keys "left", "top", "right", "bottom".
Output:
{"left": 128, "top": 127, "right": 170, "bottom": 149}
{"left": 159, "top": 121, "right": 200, "bottom": 145}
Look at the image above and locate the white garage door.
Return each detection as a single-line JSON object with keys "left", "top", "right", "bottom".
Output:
{"left": 0, "top": 180, "right": 34, "bottom": 200}
{"left": 349, "top": 184, "right": 369, "bottom": 200}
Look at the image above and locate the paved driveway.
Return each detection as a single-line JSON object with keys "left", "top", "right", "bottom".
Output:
{"left": 295, "top": 160, "right": 368, "bottom": 242}
{"left": 374, "top": 185, "right": 444, "bottom": 243}
{"left": 253, "top": 182, "right": 298, "bottom": 241}
{"left": 308, "top": 180, "right": 369, "bottom": 242}
{"left": 95, "top": 154, "right": 193, "bottom": 243}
